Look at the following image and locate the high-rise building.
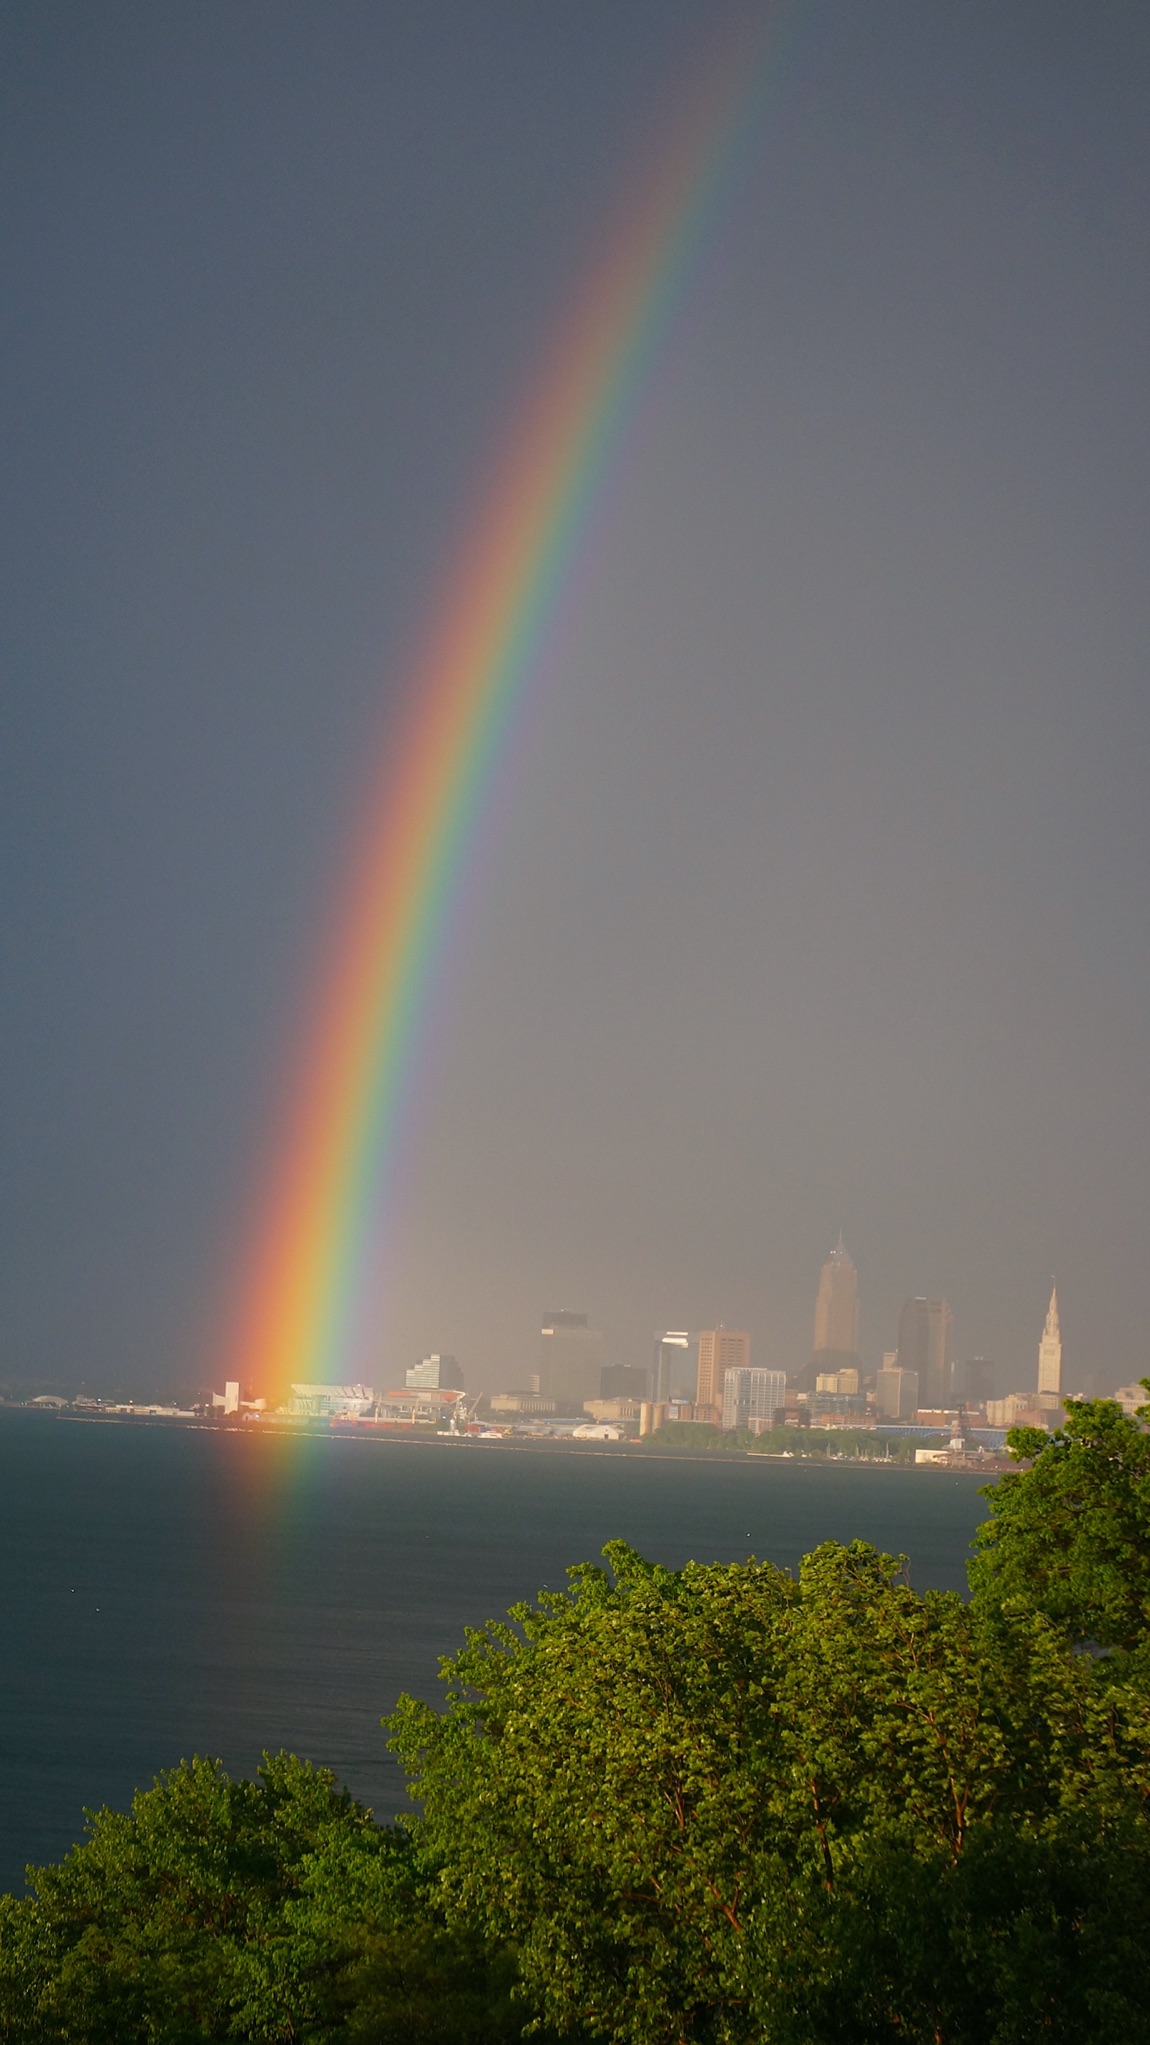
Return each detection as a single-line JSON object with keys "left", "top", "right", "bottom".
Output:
{"left": 721, "top": 1368, "right": 787, "bottom": 1433}
{"left": 802, "top": 1238, "right": 860, "bottom": 1389}
{"left": 653, "top": 1332, "right": 697, "bottom": 1403}
{"left": 601, "top": 1364, "right": 648, "bottom": 1401}
{"left": 538, "top": 1311, "right": 603, "bottom": 1408}
{"left": 953, "top": 1357, "right": 995, "bottom": 1407}
{"left": 875, "top": 1366, "right": 919, "bottom": 1422}
{"left": 1037, "top": 1286, "right": 1062, "bottom": 1402}
{"left": 696, "top": 1328, "right": 750, "bottom": 1419}
{"left": 896, "top": 1298, "right": 953, "bottom": 1409}
{"left": 406, "top": 1353, "right": 464, "bottom": 1390}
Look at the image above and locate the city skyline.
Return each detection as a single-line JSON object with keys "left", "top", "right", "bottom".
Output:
{"left": 402, "top": 1260, "right": 1066, "bottom": 1404}
{"left": 3, "top": 5, "right": 1148, "bottom": 1402}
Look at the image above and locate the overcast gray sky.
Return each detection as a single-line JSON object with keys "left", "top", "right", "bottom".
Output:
{"left": 3, "top": 1, "right": 1148, "bottom": 1399}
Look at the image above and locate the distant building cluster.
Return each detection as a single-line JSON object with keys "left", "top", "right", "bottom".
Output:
{"left": 29, "top": 1247, "right": 1140, "bottom": 1456}
{"left": 184, "top": 1248, "right": 1129, "bottom": 1454}
{"left": 455, "top": 1245, "right": 1103, "bottom": 1453}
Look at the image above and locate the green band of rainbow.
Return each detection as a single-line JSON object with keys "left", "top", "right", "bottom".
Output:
{"left": 226, "top": 16, "right": 785, "bottom": 1400}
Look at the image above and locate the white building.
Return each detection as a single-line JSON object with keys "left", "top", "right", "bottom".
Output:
{"left": 406, "top": 1353, "right": 464, "bottom": 1390}
{"left": 721, "top": 1367, "right": 787, "bottom": 1433}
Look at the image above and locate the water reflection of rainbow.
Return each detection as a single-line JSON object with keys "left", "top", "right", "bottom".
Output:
{"left": 227, "top": 18, "right": 785, "bottom": 1403}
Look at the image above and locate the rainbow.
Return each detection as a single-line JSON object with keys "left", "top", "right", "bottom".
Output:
{"left": 227, "top": 18, "right": 784, "bottom": 1402}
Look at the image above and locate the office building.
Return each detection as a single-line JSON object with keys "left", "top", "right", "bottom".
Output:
{"left": 815, "top": 1368, "right": 860, "bottom": 1396}
{"left": 809, "top": 1389, "right": 870, "bottom": 1423}
{"left": 406, "top": 1353, "right": 464, "bottom": 1391}
{"left": 953, "top": 1357, "right": 995, "bottom": 1407}
{"left": 653, "top": 1332, "right": 696, "bottom": 1403}
{"left": 986, "top": 1393, "right": 1048, "bottom": 1430}
{"left": 601, "top": 1364, "right": 649, "bottom": 1401}
{"left": 1037, "top": 1286, "right": 1062, "bottom": 1403}
{"left": 584, "top": 1398, "right": 642, "bottom": 1424}
{"left": 696, "top": 1328, "right": 750, "bottom": 1420}
{"left": 802, "top": 1238, "right": 860, "bottom": 1389}
{"left": 875, "top": 1366, "right": 919, "bottom": 1422}
{"left": 538, "top": 1311, "right": 603, "bottom": 1407}
{"left": 896, "top": 1298, "right": 953, "bottom": 1409}
{"left": 721, "top": 1368, "right": 787, "bottom": 1433}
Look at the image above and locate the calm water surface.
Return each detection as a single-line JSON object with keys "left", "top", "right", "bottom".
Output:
{"left": 0, "top": 1414, "right": 990, "bottom": 1891}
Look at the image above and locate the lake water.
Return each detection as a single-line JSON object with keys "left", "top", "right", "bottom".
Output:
{"left": 0, "top": 1413, "right": 991, "bottom": 1893}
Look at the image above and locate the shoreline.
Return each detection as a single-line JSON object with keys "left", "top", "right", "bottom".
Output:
{"left": 0, "top": 1405, "right": 1001, "bottom": 1474}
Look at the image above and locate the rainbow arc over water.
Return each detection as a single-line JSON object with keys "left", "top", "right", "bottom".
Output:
{"left": 226, "top": 17, "right": 787, "bottom": 1402}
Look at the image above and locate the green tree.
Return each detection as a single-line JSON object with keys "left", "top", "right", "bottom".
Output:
{"left": 0, "top": 1752, "right": 524, "bottom": 2043}
{"left": 389, "top": 1538, "right": 1150, "bottom": 2042}
{"left": 969, "top": 1386, "right": 1150, "bottom": 1649}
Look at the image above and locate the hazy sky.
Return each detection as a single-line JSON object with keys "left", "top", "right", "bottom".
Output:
{"left": 3, "top": 1, "right": 1149, "bottom": 1398}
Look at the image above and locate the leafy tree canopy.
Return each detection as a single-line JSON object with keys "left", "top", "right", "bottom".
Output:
{"left": 0, "top": 1752, "right": 524, "bottom": 2044}
{"left": 969, "top": 1384, "right": 1150, "bottom": 1650}
{"left": 388, "top": 1537, "right": 1150, "bottom": 2043}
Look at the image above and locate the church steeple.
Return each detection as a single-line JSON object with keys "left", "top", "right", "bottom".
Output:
{"left": 1038, "top": 1283, "right": 1062, "bottom": 1400}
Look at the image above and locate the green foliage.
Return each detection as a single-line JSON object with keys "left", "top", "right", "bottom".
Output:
{"left": 12, "top": 1421, "right": 1150, "bottom": 2041}
{"left": 969, "top": 1385, "right": 1150, "bottom": 1648}
{"left": 388, "top": 1538, "right": 1150, "bottom": 2041}
{"left": 0, "top": 1753, "right": 524, "bottom": 2043}
{"left": 741, "top": 1821, "right": 1150, "bottom": 2044}
{"left": 632, "top": 1421, "right": 732, "bottom": 1451}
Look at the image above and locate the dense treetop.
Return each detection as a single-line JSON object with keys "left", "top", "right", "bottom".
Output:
{"left": 970, "top": 1385, "right": 1150, "bottom": 1650}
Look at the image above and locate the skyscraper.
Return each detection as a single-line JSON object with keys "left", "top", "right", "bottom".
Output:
{"left": 1037, "top": 1286, "right": 1062, "bottom": 1402}
{"left": 896, "top": 1297, "right": 953, "bottom": 1409}
{"left": 953, "top": 1357, "right": 996, "bottom": 1407}
{"left": 537, "top": 1311, "right": 603, "bottom": 1408}
{"left": 600, "top": 1364, "right": 648, "bottom": 1400}
{"left": 801, "top": 1238, "right": 860, "bottom": 1389}
{"left": 696, "top": 1327, "right": 750, "bottom": 1421}
{"left": 653, "top": 1331, "right": 696, "bottom": 1403}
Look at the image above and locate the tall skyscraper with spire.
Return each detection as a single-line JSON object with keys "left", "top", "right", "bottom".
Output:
{"left": 801, "top": 1238, "right": 860, "bottom": 1389}
{"left": 1037, "top": 1285, "right": 1062, "bottom": 1403}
